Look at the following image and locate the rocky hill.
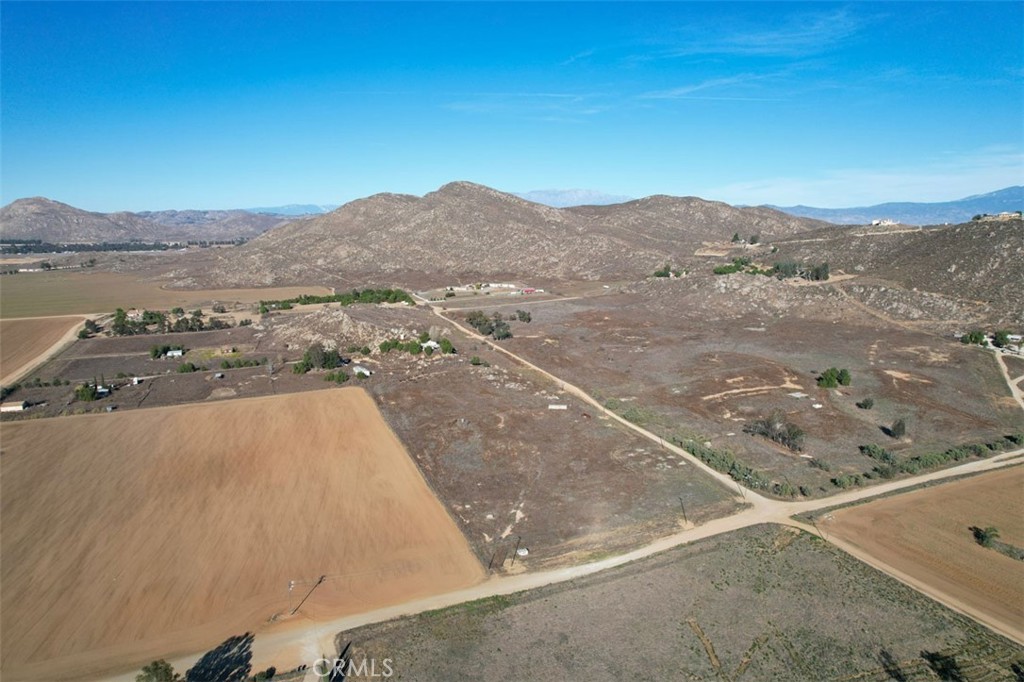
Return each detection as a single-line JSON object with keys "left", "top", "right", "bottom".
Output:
{"left": 0, "top": 198, "right": 160, "bottom": 243}
{"left": 0, "top": 198, "right": 292, "bottom": 243}
{"left": 774, "top": 219, "right": 1024, "bottom": 323}
{"left": 570, "top": 195, "right": 827, "bottom": 246}
{"left": 202, "top": 182, "right": 828, "bottom": 285}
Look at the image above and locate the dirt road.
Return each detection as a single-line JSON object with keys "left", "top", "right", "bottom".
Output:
{"left": 87, "top": 292, "right": 1024, "bottom": 680}
{"left": 97, "top": 447, "right": 1023, "bottom": 682}
{"left": 996, "top": 351, "right": 1024, "bottom": 412}
{"left": 0, "top": 316, "right": 85, "bottom": 386}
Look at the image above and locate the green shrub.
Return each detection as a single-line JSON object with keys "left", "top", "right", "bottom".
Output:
{"left": 817, "top": 367, "right": 850, "bottom": 388}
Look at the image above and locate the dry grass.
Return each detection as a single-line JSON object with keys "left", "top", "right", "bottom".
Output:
{"left": 827, "top": 466, "right": 1024, "bottom": 640}
{"left": 0, "top": 270, "right": 331, "bottom": 318}
{"left": 0, "top": 388, "right": 483, "bottom": 679}
{"left": 0, "top": 316, "right": 84, "bottom": 384}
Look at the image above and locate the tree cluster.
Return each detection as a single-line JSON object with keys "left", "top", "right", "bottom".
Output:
{"left": 961, "top": 329, "right": 1016, "bottom": 348}
{"left": 293, "top": 342, "right": 344, "bottom": 374}
{"left": 150, "top": 344, "right": 185, "bottom": 359}
{"left": 817, "top": 367, "right": 851, "bottom": 388}
{"left": 465, "top": 310, "right": 513, "bottom": 340}
{"left": 74, "top": 383, "right": 99, "bottom": 401}
{"left": 771, "top": 260, "right": 830, "bottom": 281}
{"left": 743, "top": 411, "right": 805, "bottom": 452}
{"left": 652, "top": 264, "right": 682, "bottom": 278}
{"left": 258, "top": 288, "right": 413, "bottom": 314}
{"left": 324, "top": 370, "right": 350, "bottom": 384}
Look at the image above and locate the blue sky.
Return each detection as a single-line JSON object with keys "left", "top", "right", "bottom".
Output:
{"left": 2, "top": 2, "right": 1021, "bottom": 211}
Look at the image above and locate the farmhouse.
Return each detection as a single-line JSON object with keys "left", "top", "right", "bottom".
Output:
{"left": 1, "top": 400, "right": 28, "bottom": 412}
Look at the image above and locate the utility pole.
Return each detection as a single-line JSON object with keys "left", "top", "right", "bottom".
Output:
{"left": 510, "top": 536, "right": 522, "bottom": 566}
{"left": 678, "top": 496, "right": 688, "bottom": 525}
{"left": 291, "top": 574, "right": 326, "bottom": 615}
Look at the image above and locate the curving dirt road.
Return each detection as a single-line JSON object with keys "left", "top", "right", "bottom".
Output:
{"left": 0, "top": 316, "right": 86, "bottom": 386}
{"left": 90, "top": 296, "right": 1024, "bottom": 680}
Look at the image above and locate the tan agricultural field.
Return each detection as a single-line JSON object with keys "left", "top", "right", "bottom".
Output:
{"left": 0, "top": 270, "right": 331, "bottom": 318}
{"left": 826, "top": 467, "right": 1024, "bottom": 642}
{"left": 0, "top": 315, "right": 84, "bottom": 385}
{"left": 1, "top": 388, "right": 483, "bottom": 681}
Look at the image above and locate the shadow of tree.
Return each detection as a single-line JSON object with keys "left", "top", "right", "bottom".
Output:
{"left": 878, "top": 649, "right": 907, "bottom": 682}
{"left": 921, "top": 650, "right": 965, "bottom": 682}
{"left": 186, "top": 632, "right": 254, "bottom": 682}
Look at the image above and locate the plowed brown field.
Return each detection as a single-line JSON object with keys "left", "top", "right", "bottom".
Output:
{"left": 0, "top": 388, "right": 483, "bottom": 679}
{"left": 0, "top": 316, "right": 84, "bottom": 384}
{"left": 826, "top": 467, "right": 1024, "bottom": 641}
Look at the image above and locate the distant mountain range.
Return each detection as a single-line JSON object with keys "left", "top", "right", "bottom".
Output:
{"left": 246, "top": 204, "right": 340, "bottom": 216}
{"left": 0, "top": 198, "right": 299, "bottom": 243}
{"left": 512, "top": 189, "right": 633, "bottom": 208}
{"left": 768, "top": 186, "right": 1022, "bottom": 226}
{"left": 3, "top": 185, "right": 1019, "bottom": 247}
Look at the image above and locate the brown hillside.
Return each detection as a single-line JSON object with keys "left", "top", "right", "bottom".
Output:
{"left": 0, "top": 198, "right": 289, "bottom": 243}
{"left": 205, "top": 181, "right": 827, "bottom": 285}
{"left": 774, "top": 220, "right": 1024, "bottom": 322}
{"left": 0, "top": 198, "right": 158, "bottom": 243}
{"left": 570, "top": 194, "right": 827, "bottom": 246}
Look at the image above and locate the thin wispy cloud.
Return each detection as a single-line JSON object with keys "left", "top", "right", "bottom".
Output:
{"left": 670, "top": 8, "right": 867, "bottom": 58}
{"left": 702, "top": 146, "right": 1024, "bottom": 207}
{"left": 560, "top": 48, "right": 596, "bottom": 67}
{"left": 641, "top": 72, "right": 788, "bottom": 100}
{"left": 444, "top": 92, "right": 611, "bottom": 118}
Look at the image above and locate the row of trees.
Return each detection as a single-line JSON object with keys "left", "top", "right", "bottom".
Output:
{"left": 220, "top": 357, "right": 267, "bottom": 369}
{"left": 851, "top": 433, "right": 1022, "bottom": 482}
{"left": 111, "top": 308, "right": 230, "bottom": 336}
{"left": 258, "top": 288, "right": 413, "bottom": 313}
{"left": 961, "top": 329, "right": 1017, "bottom": 348}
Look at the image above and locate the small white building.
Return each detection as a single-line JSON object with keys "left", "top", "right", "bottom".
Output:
{"left": 421, "top": 340, "right": 441, "bottom": 351}
{"left": 0, "top": 401, "right": 27, "bottom": 413}
{"left": 166, "top": 349, "right": 184, "bottom": 358}
{"left": 352, "top": 365, "right": 373, "bottom": 377}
